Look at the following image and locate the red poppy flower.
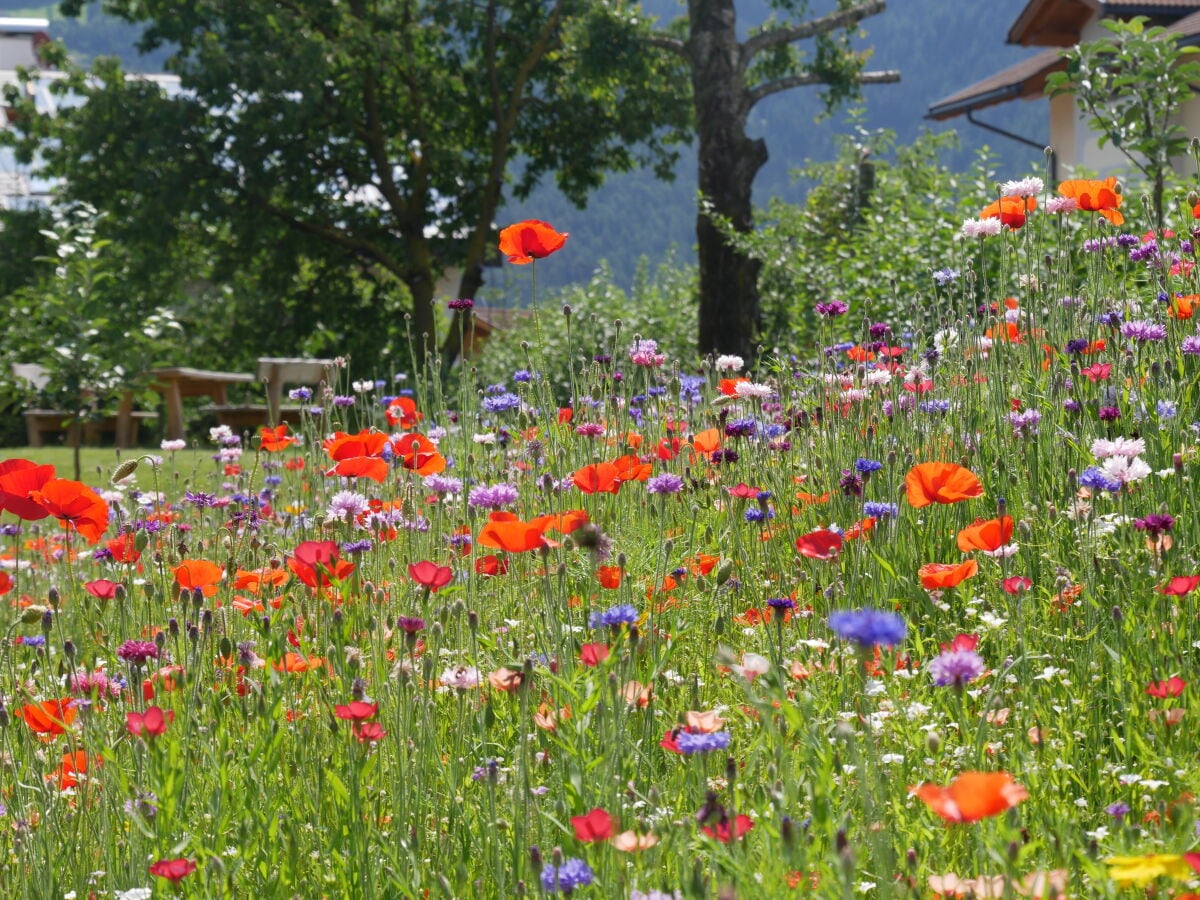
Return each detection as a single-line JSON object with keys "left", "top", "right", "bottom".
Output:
{"left": 408, "top": 560, "right": 453, "bottom": 591}
{"left": 579, "top": 643, "right": 610, "bottom": 667}
{"left": 258, "top": 423, "right": 297, "bottom": 452}
{"left": 574, "top": 462, "right": 621, "bottom": 494}
{"left": 0, "top": 458, "right": 56, "bottom": 520}
{"left": 1081, "top": 363, "right": 1112, "bottom": 382}
{"left": 84, "top": 579, "right": 121, "bottom": 600}
{"left": 475, "top": 554, "right": 509, "bottom": 577}
{"left": 384, "top": 396, "right": 423, "bottom": 430}
{"left": 334, "top": 700, "right": 378, "bottom": 721}
{"left": 912, "top": 771, "right": 1028, "bottom": 823}
{"left": 126, "top": 705, "right": 173, "bottom": 738}
{"left": 31, "top": 478, "right": 110, "bottom": 544}
{"left": 0, "top": 571, "right": 11, "bottom": 597}
{"left": 355, "top": 721, "right": 387, "bottom": 742}
{"left": 1059, "top": 177, "right": 1124, "bottom": 225}
{"left": 1146, "top": 677, "right": 1186, "bottom": 698}
{"left": 392, "top": 433, "right": 446, "bottom": 476}
{"left": 956, "top": 516, "right": 1014, "bottom": 553}
{"left": 795, "top": 529, "right": 843, "bottom": 560}
{"left": 106, "top": 532, "right": 140, "bottom": 563}
{"left": 612, "top": 455, "right": 652, "bottom": 483}
{"left": 941, "top": 633, "right": 980, "bottom": 653}
{"left": 918, "top": 560, "right": 979, "bottom": 590}
{"left": 726, "top": 483, "right": 761, "bottom": 499}
{"left": 702, "top": 814, "right": 754, "bottom": 843}
{"left": 498, "top": 219, "right": 568, "bottom": 264}
{"left": 477, "top": 512, "right": 554, "bottom": 553}
{"left": 15, "top": 698, "right": 77, "bottom": 737}
{"left": 174, "top": 558, "right": 225, "bottom": 597}
{"left": 596, "top": 566, "right": 623, "bottom": 589}
{"left": 288, "top": 541, "right": 354, "bottom": 588}
{"left": 571, "top": 807, "right": 615, "bottom": 842}
{"left": 1159, "top": 575, "right": 1200, "bottom": 596}
{"left": 980, "top": 195, "right": 1036, "bottom": 229}
{"left": 149, "top": 858, "right": 197, "bottom": 883}
{"left": 1002, "top": 576, "right": 1032, "bottom": 594}
{"left": 904, "top": 462, "right": 984, "bottom": 508}
{"left": 51, "top": 749, "right": 95, "bottom": 790}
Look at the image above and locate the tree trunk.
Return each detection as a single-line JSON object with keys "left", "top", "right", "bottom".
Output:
{"left": 403, "top": 228, "right": 438, "bottom": 369}
{"left": 689, "top": 0, "right": 768, "bottom": 363}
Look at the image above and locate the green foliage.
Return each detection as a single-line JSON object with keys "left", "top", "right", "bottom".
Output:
{"left": 719, "top": 127, "right": 1011, "bottom": 353}
{"left": 471, "top": 254, "right": 699, "bottom": 401}
{"left": 0, "top": 205, "right": 183, "bottom": 422}
{"left": 1046, "top": 16, "right": 1200, "bottom": 224}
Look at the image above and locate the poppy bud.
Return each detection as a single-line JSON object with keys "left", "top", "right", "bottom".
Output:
{"left": 925, "top": 730, "right": 941, "bottom": 753}
{"left": 20, "top": 605, "right": 47, "bottom": 624}
{"left": 468, "top": 610, "right": 479, "bottom": 632}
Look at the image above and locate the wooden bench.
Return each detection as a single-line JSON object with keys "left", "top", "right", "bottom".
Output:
{"left": 14, "top": 364, "right": 158, "bottom": 448}
{"left": 149, "top": 367, "right": 256, "bottom": 441}
{"left": 200, "top": 357, "right": 335, "bottom": 431}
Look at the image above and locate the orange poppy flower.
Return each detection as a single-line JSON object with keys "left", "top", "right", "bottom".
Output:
{"left": 106, "top": 532, "right": 140, "bottom": 563}
{"left": 1169, "top": 294, "right": 1196, "bottom": 320}
{"left": 574, "top": 462, "right": 621, "bottom": 494}
{"left": 258, "top": 424, "right": 297, "bottom": 452}
{"left": 1058, "top": 177, "right": 1124, "bottom": 225}
{"left": 31, "top": 478, "right": 109, "bottom": 544}
{"left": 174, "top": 558, "right": 224, "bottom": 597}
{"left": 919, "top": 559, "right": 979, "bottom": 590}
{"left": 234, "top": 566, "right": 288, "bottom": 594}
{"left": 488, "top": 667, "right": 524, "bottom": 692}
{"left": 912, "top": 771, "right": 1028, "bottom": 823}
{"left": 548, "top": 509, "right": 589, "bottom": 534}
{"left": 691, "top": 428, "right": 722, "bottom": 454}
{"left": 980, "top": 195, "right": 1036, "bottom": 229}
{"left": 0, "top": 458, "right": 56, "bottom": 520}
{"left": 392, "top": 433, "right": 446, "bottom": 476}
{"left": 327, "top": 456, "right": 390, "bottom": 482}
{"left": 324, "top": 429, "right": 390, "bottom": 460}
{"left": 795, "top": 529, "right": 843, "bottom": 560}
{"left": 905, "top": 462, "right": 984, "bottom": 508}
{"left": 498, "top": 219, "right": 568, "bottom": 264}
{"left": 956, "top": 516, "right": 1014, "bottom": 553}
{"left": 16, "top": 698, "right": 77, "bottom": 737}
{"left": 477, "top": 511, "right": 554, "bottom": 553}
{"left": 274, "top": 652, "right": 326, "bottom": 673}
{"left": 718, "top": 378, "right": 749, "bottom": 396}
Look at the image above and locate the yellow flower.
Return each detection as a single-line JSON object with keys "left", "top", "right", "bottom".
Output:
{"left": 1106, "top": 854, "right": 1193, "bottom": 886}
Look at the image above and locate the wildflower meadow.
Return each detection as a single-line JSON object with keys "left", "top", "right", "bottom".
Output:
{"left": 5, "top": 182, "right": 1200, "bottom": 899}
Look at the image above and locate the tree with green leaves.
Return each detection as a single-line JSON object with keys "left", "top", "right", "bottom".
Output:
{"left": 1046, "top": 16, "right": 1200, "bottom": 227}
{"left": 648, "top": 0, "right": 898, "bottom": 363}
{"left": 3, "top": 1, "right": 690, "bottom": 370}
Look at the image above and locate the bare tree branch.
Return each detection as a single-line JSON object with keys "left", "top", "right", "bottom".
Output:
{"left": 645, "top": 33, "right": 687, "bottom": 57}
{"left": 741, "top": 0, "right": 887, "bottom": 68}
{"left": 747, "top": 68, "right": 898, "bottom": 109}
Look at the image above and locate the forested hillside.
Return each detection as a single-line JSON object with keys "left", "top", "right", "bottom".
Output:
{"left": 3, "top": 0, "right": 1048, "bottom": 289}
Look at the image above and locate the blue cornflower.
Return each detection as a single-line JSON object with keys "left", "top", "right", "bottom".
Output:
{"left": 862, "top": 501, "right": 898, "bottom": 519}
{"left": 676, "top": 730, "right": 732, "bottom": 754}
{"left": 1078, "top": 466, "right": 1122, "bottom": 493}
{"left": 918, "top": 400, "right": 952, "bottom": 414}
{"left": 541, "top": 858, "right": 594, "bottom": 893}
{"left": 589, "top": 605, "right": 639, "bottom": 629}
{"left": 513, "top": 369, "right": 533, "bottom": 383}
{"left": 854, "top": 458, "right": 883, "bottom": 474}
{"left": 932, "top": 268, "right": 959, "bottom": 286}
{"left": 1158, "top": 400, "right": 1177, "bottom": 420}
{"left": 482, "top": 393, "right": 521, "bottom": 413}
{"left": 744, "top": 508, "right": 773, "bottom": 523}
{"left": 828, "top": 608, "right": 907, "bottom": 649}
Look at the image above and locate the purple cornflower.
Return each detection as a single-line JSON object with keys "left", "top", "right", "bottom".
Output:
{"left": 1065, "top": 339, "right": 1089, "bottom": 354}
{"left": 448, "top": 297, "right": 474, "bottom": 311}
{"left": 724, "top": 418, "right": 756, "bottom": 438}
{"left": 1098, "top": 405, "right": 1121, "bottom": 422}
{"left": 340, "top": 539, "right": 373, "bottom": 554}
{"left": 288, "top": 387, "right": 313, "bottom": 401}
{"left": 513, "top": 369, "right": 533, "bottom": 383}
{"left": 927, "top": 649, "right": 986, "bottom": 687}
{"left": 125, "top": 792, "right": 158, "bottom": 821}
{"left": 628, "top": 339, "right": 665, "bottom": 367}
{"left": 1133, "top": 514, "right": 1175, "bottom": 538}
{"left": 868, "top": 322, "right": 891, "bottom": 339}
{"left": 839, "top": 470, "right": 863, "bottom": 497}
{"left": 932, "top": 268, "right": 959, "bottom": 285}
{"left": 816, "top": 300, "right": 849, "bottom": 317}
{"left": 646, "top": 473, "right": 684, "bottom": 495}
{"left": 183, "top": 490, "right": 219, "bottom": 507}
{"left": 589, "top": 604, "right": 639, "bottom": 629}
{"left": 1063, "top": 399, "right": 1082, "bottom": 413}
{"left": 676, "top": 730, "right": 733, "bottom": 753}
{"left": 424, "top": 474, "right": 463, "bottom": 496}
{"left": 332, "top": 395, "right": 355, "bottom": 408}
{"left": 919, "top": 399, "right": 952, "bottom": 414}
{"left": 1105, "top": 802, "right": 1131, "bottom": 822}
{"left": 1182, "top": 336, "right": 1200, "bottom": 355}
{"left": 467, "top": 483, "right": 520, "bottom": 509}
{"left": 828, "top": 609, "right": 907, "bottom": 649}
{"left": 1121, "top": 320, "right": 1167, "bottom": 342}
{"left": 541, "top": 858, "right": 594, "bottom": 893}
{"left": 1008, "top": 408, "right": 1042, "bottom": 437}
{"left": 116, "top": 640, "right": 159, "bottom": 666}
{"left": 396, "top": 616, "right": 426, "bottom": 634}
{"left": 327, "top": 490, "right": 370, "bottom": 522}
{"left": 575, "top": 422, "right": 605, "bottom": 437}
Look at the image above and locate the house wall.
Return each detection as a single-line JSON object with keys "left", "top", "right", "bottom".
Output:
{"left": 0, "top": 34, "right": 39, "bottom": 69}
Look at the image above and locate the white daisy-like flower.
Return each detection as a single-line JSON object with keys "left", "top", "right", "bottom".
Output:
{"left": 1001, "top": 176, "right": 1044, "bottom": 197}
{"left": 732, "top": 381, "right": 774, "bottom": 399}
{"left": 715, "top": 354, "right": 744, "bottom": 372}
{"left": 960, "top": 217, "right": 1003, "bottom": 239}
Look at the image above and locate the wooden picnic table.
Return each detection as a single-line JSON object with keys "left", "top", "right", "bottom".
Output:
{"left": 150, "top": 367, "right": 256, "bottom": 441}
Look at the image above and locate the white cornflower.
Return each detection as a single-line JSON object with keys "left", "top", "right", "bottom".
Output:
{"left": 1001, "top": 176, "right": 1044, "bottom": 197}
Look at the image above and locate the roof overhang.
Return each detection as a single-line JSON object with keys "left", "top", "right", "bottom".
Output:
{"left": 1009, "top": 0, "right": 1200, "bottom": 46}
{"left": 926, "top": 49, "right": 1065, "bottom": 121}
